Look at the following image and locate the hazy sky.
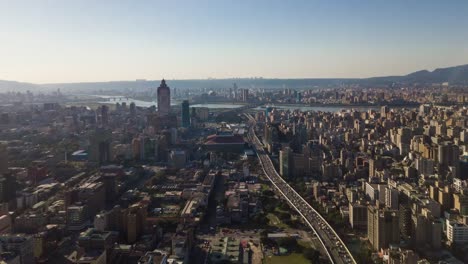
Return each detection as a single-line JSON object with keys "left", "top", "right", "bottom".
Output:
{"left": 1, "top": 0, "right": 468, "bottom": 83}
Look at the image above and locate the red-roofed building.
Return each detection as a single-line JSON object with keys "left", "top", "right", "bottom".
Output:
{"left": 205, "top": 124, "right": 245, "bottom": 153}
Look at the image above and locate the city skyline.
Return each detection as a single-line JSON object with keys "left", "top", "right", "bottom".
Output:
{"left": 1, "top": 2, "right": 468, "bottom": 263}
{"left": 1, "top": 0, "right": 468, "bottom": 83}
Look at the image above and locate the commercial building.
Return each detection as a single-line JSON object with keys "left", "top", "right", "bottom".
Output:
{"left": 385, "top": 187, "right": 399, "bottom": 210}
{"left": 67, "top": 204, "right": 89, "bottom": 231}
{"left": 157, "top": 79, "right": 171, "bottom": 117}
{"left": 349, "top": 202, "right": 368, "bottom": 229}
{"left": 181, "top": 100, "right": 190, "bottom": 128}
{"left": 279, "top": 147, "right": 292, "bottom": 179}
{"left": 205, "top": 124, "right": 245, "bottom": 153}
{"left": 89, "top": 128, "right": 112, "bottom": 164}
{"left": 446, "top": 219, "right": 468, "bottom": 244}
{"left": 367, "top": 206, "right": 399, "bottom": 251}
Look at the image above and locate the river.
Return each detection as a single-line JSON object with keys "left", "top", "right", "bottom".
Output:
{"left": 94, "top": 95, "right": 412, "bottom": 112}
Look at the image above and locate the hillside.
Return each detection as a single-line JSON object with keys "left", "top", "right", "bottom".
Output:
{"left": 1, "top": 64, "right": 468, "bottom": 92}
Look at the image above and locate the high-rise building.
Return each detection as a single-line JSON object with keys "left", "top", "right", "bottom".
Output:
{"left": 438, "top": 187, "right": 452, "bottom": 212}
{"left": 129, "top": 102, "right": 136, "bottom": 118}
{"left": 322, "top": 163, "right": 342, "bottom": 180}
{"left": 461, "top": 129, "right": 468, "bottom": 143}
{"left": 131, "top": 137, "right": 145, "bottom": 160}
{"left": 349, "top": 202, "right": 368, "bottom": 229}
{"left": 157, "top": 79, "right": 171, "bottom": 116}
{"left": 89, "top": 128, "right": 112, "bottom": 164}
{"left": 264, "top": 124, "right": 278, "bottom": 153}
{"left": 367, "top": 206, "right": 399, "bottom": 251}
{"left": 399, "top": 205, "right": 412, "bottom": 239}
{"left": 76, "top": 181, "right": 105, "bottom": 219}
{"left": 291, "top": 153, "right": 307, "bottom": 178}
{"left": 446, "top": 219, "right": 468, "bottom": 244}
{"left": 67, "top": 204, "right": 89, "bottom": 231}
{"left": 454, "top": 193, "right": 468, "bottom": 216}
{"left": 411, "top": 210, "right": 442, "bottom": 250}
{"left": 419, "top": 104, "right": 431, "bottom": 115}
{"left": 0, "top": 173, "right": 16, "bottom": 204}
{"left": 100, "top": 105, "right": 109, "bottom": 126}
{"left": 429, "top": 185, "right": 439, "bottom": 202}
{"left": 381, "top": 105, "right": 389, "bottom": 118}
{"left": 181, "top": 100, "right": 190, "bottom": 128}
{"left": 354, "top": 119, "right": 364, "bottom": 134}
{"left": 279, "top": 147, "right": 292, "bottom": 179}
{"left": 122, "top": 202, "right": 147, "bottom": 243}
{"left": 369, "top": 157, "right": 384, "bottom": 178}
{"left": 0, "top": 143, "right": 7, "bottom": 174}
{"left": 415, "top": 157, "right": 434, "bottom": 176}
{"left": 438, "top": 142, "right": 460, "bottom": 168}
{"left": 102, "top": 173, "right": 117, "bottom": 203}
{"left": 241, "top": 89, "right": 249, "bottom": 102}
{"left": 385, "top": 187, "right": 399, "bottom": 210}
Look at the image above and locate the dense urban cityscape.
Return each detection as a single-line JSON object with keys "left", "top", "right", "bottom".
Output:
{"left": 0, "top": 75, "right": 466, "bottom": 264}
{"left": 2, "top": 1, "right": 468, "bottom": 264}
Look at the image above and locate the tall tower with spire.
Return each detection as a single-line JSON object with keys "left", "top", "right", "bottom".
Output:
{"left": 157, "top": 79, "right": 170, "bottom": 116}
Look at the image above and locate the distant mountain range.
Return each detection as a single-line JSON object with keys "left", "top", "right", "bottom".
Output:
{"left": 364, "top": 64, "right": 468, "bottom": 85}
{"left": 1, "top": 64, "right": 468, "bottom": 92}
{"left": 0, "top": 80, "right": 39, "bottom": 92}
